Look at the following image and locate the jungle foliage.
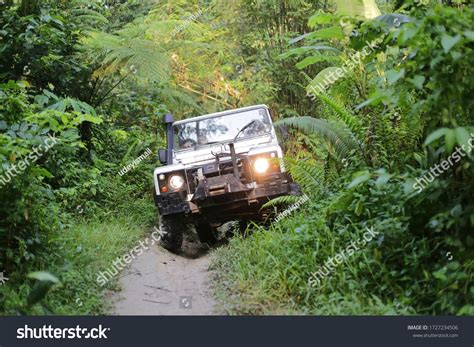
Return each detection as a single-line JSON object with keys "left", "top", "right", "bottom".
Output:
{"left": 0, "top": 0, "right": 473, "bottom": 315}
{"left": 211, "top": 0, "right": 474, "bottom": 315}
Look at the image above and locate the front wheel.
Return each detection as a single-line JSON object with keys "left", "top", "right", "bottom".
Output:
{"left": 159, "top": 215, "right": 184, "bottom": 253}
{"left": 195, "top": 222, "right": 218, "bottom": 245}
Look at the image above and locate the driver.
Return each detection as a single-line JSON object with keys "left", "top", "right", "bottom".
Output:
{"left": 180, "top": 138, "right": 195, "bottom": 149}
{"left": 198, "top": 133, "right": 208, "bottom": 145}
{"left": 242, "top": 119, "right": 268, "bottom": 137}
{"left": 250, "top": 120, "right": 267, "bottom": 135}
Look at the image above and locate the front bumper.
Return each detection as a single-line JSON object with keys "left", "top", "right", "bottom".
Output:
{"left": 154, "top": 172, "right": 300, "bottom": 218}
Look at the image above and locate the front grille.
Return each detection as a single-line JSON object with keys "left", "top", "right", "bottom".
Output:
{"left": 185, "top": 157, "right": 252, "bottom": 194}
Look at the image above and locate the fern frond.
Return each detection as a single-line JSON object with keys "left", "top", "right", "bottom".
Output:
{"left": 262, "top": 195, "right": 302, "bottom": 209}
{"left": 146, "top": 20, "right": 209, "bottom": 40}
{"left": 303, "top": 69, "right": 365, "bottom": 143}
{"left": 275, "top": 116, "right": 362, "bottom": 160}
{"left": 67, "top": 1, "right": 108, "bottom": 29}
{"left": 317, "top": 92, "right": 365, "bottom": 142}
{"left": 284, "top": 156, "right": 325, "bottom": 193}
{"left": 86, "top": 32, "right": 170, "bottom": 81}
{"left": 160, "top": 84, "right": 202, "bottom": 111}
{"left": 71, "top": 8, "right": 108, "bottom": 24}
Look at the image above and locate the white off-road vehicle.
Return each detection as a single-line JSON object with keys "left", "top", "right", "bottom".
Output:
{"left": 153, "top": 105, "right": 300, "bottom": 252}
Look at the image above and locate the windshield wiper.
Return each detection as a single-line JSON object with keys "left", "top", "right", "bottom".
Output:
{"left": 233, "top": 120, "right": 257, "bottom": 142}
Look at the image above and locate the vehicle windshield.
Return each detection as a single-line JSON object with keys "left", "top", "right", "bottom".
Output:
{"left": 173, "top": 108, "right": 272, "bottom": 150}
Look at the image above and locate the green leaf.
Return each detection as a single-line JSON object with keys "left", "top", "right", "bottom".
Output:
{"left": 355, "top": 91, "right": 387, "bottom": 110}
{"left": 464, "top": 30, "right": 474, "bottom": 41}
{"left": 31, "top": 167, "right": 54, "bottom": 179}
{"left": 306, "top": 26, "right": 344, "bottom": 40}
{"left": 280, "top": 45, "right": 341, "bottom": 58}
{"left": 68, "top": 98, "right": 79, "bottom": 113}
{"left": 375, "top": 172, "right": 391, "bottom": 188}
{"left": 307, "top": 66, "right": 342, "bottom": 94}
{"left": 385, "top": 68, "right": 405, "bottom": 85}
{"left": 424, "top": 128, "right": 449, "bottom": 146}
{"left": 295, "top": 55, "right": 339, "bottom": 69}
{"left": 457, "top": 305, "right": 473, "bottom": 315}
{"left": 81, "top": 114, "right": 103, "bottom": 124}
{"left": 408, "top": 75, "right": 425, "bottom": 89}
{"left": 454, "top": 127, "right": 471, "bottom": 149}
{"left": 27, "top": 271, "right": 60, "bottom": 283}
{"left": 447, "top": 261, "right": 459, "bottom": 270}
{"left": 275, "top": 116, "right": 361, "bottom": 160}
{"left": 289, "top": 33, "right": 311, "bottom": 44}
{"left": 441, "top": 34, "right": 461, "bottom": 53}
{"left": 432, "top": 268, "right": 447, "bottom": 281}
{"left": 401, "top": 26, "right": 417, "bottom": 43}
{"left": 374, "top": 14, "right": 411, "bottom": 28}
{"left": 308, "top": 12, "right": 334, "bottom": 27}
{"left": 355, "top": 199, "right": 364, "bottom": 216}
{"left": 404, "top": 179, "right": 416, "bottom": 194}
{"left": 60, "top": 114, "right": 69, "bottom": 125}
{"left": 445, "top": 129, "right": 456, "bottom": 153}
{"left": 348, "top": 171, "right": 370, "bottom": 188}
{"left": 333, "top": 0, "right": 381, "bottom": 19}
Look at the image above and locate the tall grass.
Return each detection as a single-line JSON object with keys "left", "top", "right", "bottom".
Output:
{"left": 0, "top": 197, "right": 155, "bottom": 315}
{"left": 210, "top": 183, "right": 416, "bottom": 315}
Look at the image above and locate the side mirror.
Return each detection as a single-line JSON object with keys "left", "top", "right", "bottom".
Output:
{"left": 158, "top": 149, "right": 167, "bottom": 165}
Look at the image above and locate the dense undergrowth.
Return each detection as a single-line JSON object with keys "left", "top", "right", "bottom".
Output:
{"left": 212, "top": 169, "right": 473, "bottom": 315}
{"left": 211, "top": 2, "right": 474, "bottom": 315}
{"left": 0, "top": 80, "right": 157, "bottom": 314}
{"left": 1, "top": 0, "right": 473, "bottom": 315}
{"left": 1, "top": 203, "right": 153, "bottom": 314}
{"left": 0, "top": 1, "right": 161, "bottom": 314}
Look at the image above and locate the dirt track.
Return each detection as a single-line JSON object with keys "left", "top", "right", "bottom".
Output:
{"left": 109, "top": 236, "right": 217, "bottom": 315}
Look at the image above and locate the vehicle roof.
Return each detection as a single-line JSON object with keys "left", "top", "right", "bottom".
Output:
{"left": 173, "top": 104, "right": 270, "bottom": 125}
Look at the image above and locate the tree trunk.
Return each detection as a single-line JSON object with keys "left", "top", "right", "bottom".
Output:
{"left": 18, "top": 0, "right": 40, "bottom": 16}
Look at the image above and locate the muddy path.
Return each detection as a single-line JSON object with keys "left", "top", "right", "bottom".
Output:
{"left": 108, "top": 235, "right": 218, "bottom": 315}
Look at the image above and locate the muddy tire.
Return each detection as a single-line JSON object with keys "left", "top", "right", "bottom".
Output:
{"left": 239, "top": 220, "right": 250, "bottom": 232}
{"left": 159, "top": 215, "right": 184, "bottom": 253}
{"left": 195, "top": 222, "right": 218, "bottom": 245}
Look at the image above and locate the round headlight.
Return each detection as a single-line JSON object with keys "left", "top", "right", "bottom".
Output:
{"left": 169, "top": 175, "right": 185, "bottom": 190}
{"left": 254, "top": 158, "right": 270, "bottom": 174}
